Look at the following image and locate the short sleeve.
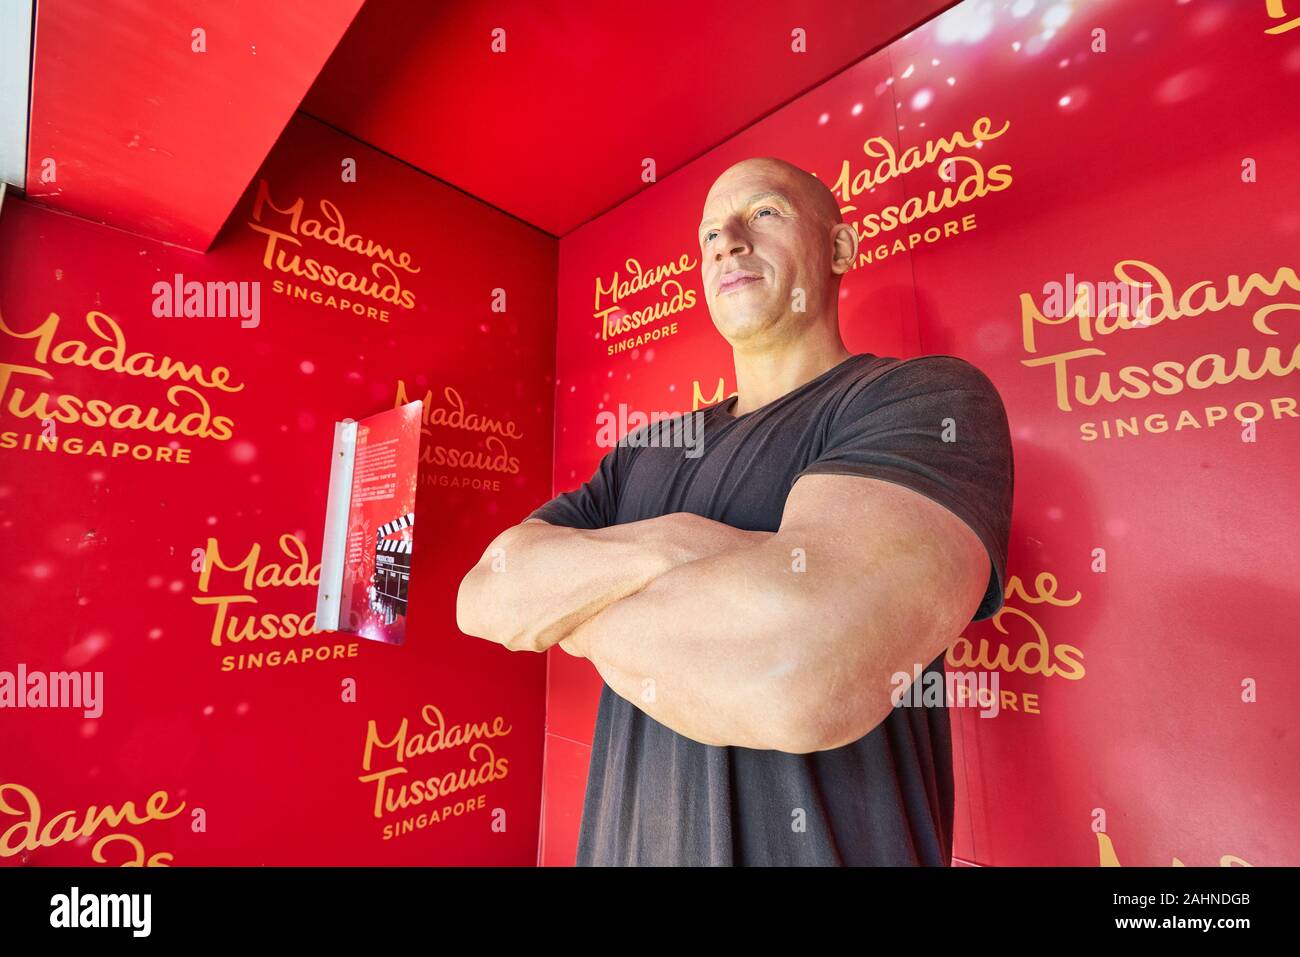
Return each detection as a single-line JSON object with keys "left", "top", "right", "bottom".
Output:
{"left": 795, "top": 355, "right": 1014, "bottom": 622}
{"left": 525, "top": 444, "right": 625, "bottom": 530}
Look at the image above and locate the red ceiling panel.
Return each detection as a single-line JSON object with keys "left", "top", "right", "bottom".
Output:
{"left": 25, "top": 0, "right": 365, "bottom": 250}
{"left": 305, "top": 0, "right": 956, "bottom": 236}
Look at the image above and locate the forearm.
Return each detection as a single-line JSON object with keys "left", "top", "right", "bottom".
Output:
{"left": 458, "top": 511, "right": 769, "bottom": 652}
{"left": 561, "top": 533, "right": 834, "bottom": 751}
{"left": 563, "top": 475, "right": 996, "bottom": 754}
{"left": 456, "top": 518, "right": 674, "bottom": 652}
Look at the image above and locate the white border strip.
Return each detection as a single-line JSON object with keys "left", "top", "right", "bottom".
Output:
{"left": 315, "top": 419, "right": 358, "bottom": 632}
{"left": 0, "top": 1, "right": 33, "bottom": 189}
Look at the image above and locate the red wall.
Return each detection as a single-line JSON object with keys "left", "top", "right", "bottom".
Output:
{"left": 302, "top": 0, "right": 956, "bottom": 236}
{"left": 0, "top": 114, "right": 557, "bottom": 865}
{"left": 4, "top": 0, "right": 1296, "bottom": 870}
{"left": 541, "top": 2, "right": 1299, "bottom": 866}
{"left": 24, "top": 0, "right": 366, "bottom": 250}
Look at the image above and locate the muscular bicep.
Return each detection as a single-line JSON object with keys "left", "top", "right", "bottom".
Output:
{"left": 773, "top": 473, "right": 990, "bottom": 728}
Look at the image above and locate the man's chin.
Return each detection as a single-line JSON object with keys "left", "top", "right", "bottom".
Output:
{"left": 710, "top": 308, "right": 782, "bottom": 342}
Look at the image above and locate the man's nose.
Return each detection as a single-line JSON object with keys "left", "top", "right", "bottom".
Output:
{"left": 713, "top": 224, "right": 752, "bottom": 259}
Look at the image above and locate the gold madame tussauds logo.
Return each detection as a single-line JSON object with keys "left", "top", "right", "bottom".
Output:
{"left": 247, "top": 179, "right": 421, "bottom": 323}
{"left": 594, "top": 255, "right": 698, "bottom": 357}
{"left": 189, "top": 532, "right": 361, "bottom": 674}
{"left": 358, "top": 704, "right": 513, "bottom": 842}
{"left": 394, "top": 379, "right": 524, "bottom": 492}
{"left": 0, "top": 306, "right": 241, "bottom": 465}
{"left": 944, "top": 571, "right": 1086, "bottom": 716}
{"left": 0, "top": 782, "right": 185, "bottom": 866}
{"left": 828, "top": 114, "right": 1014, "bottom": 267}
{"left": 1019, "top": 258, "right": 1300, "bottom": 442}
{"left": 1096, "top": 826, "right": 1252, "bottom": 868}
{"left": 1266, "top": 0, "right": 1300, "bottom": 33}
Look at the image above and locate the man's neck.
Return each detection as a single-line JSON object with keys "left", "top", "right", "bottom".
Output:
{"left": 728, "top": 337, "right": 854, "bottom": 417}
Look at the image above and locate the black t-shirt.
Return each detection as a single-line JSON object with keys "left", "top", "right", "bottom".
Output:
{"left": 527, "top": 352, "right": 1014, "bottom": 865}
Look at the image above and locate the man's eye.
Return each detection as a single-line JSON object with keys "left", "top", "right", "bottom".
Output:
{"left": 704, "top": 209, "right": 774, "bottom": 244}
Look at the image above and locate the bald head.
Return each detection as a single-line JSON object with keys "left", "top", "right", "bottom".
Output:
{"left": 703, "top": 157, "right": 844, "bottom": 236}
{"left": 697, "top": 155, "right": 858, "bottom": 348}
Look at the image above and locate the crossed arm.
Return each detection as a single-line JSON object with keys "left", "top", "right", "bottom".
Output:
{"left": 455, "top": 473, "right": 990, "bottom": 753}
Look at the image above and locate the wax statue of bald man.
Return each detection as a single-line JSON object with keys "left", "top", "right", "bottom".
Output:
{"left": 457, "top": 157, "right": 1014, "bottom": 866}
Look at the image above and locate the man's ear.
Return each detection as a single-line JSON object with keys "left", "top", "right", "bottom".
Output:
{"left": 830, "top": 222, "right": 858, "bottom": 275}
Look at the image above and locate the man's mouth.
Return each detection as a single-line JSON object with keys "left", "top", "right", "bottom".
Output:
{"left": 718, "top": 271, "right": 762, "bottom": 295}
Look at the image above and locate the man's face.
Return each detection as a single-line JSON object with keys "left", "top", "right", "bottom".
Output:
{"left": 697, "top": 161, "right": 834, "bottom": 346}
